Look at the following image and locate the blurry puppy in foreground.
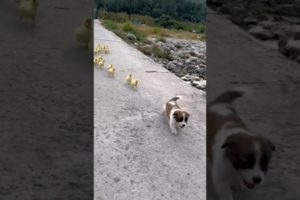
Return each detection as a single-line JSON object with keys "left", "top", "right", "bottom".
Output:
{"left": 163, "top": 96, "right": 190, "bottom": 135}
{"left": 207, "top": 87, "right": 275, "bottom": 200}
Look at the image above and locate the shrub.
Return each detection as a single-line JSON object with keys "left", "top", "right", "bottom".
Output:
{"left": 122, "top": 22, "right": 146, "bottom": 42}
{"left": 122, "top": 22, "right": 136, "bottom": 33}
{"left": 102, "top": 20, "right": 119, "bottom": 31}
{"left": 131, "top": 14, "right": 156, "bottom": 26}
{"left": 155, "top": 15, "right": 177, "bottom": 29}
{"left": 99, "top": 10, "right": 129, "bottom": 23}
{"left": 151, "top": 45, "right": 173, "bottom": 61}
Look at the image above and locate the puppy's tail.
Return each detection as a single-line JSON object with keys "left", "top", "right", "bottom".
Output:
{"left": 212, "top": 86, "right": 251, "bottom": 104}
{"left": 168, "top": 95, "right": 182, "bottom": 102}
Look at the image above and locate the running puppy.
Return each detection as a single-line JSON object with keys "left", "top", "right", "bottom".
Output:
{"left": 163, "top": 96, "right": 190, "bottom": 135}
{"left": 207, "top": 87, "right": 275, "bottom": 200}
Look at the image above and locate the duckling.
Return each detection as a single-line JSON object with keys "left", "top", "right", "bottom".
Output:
{"left": 126, "top": 74, "right": 132, "bottom": 84}
{"left": 130, "top": 79, "right": 138, "bottom": 88}
{"left": 108, "top": 63, "right": 115, "bottom": 69}
{"left": 103, "top": 45, "right": 110, "bottom": 54}
{"left": 98, "top": 60, "right": 104, "bottom": 69}
{"left": 94, "top": 57, "right": 101, "bottom": 64}
{"left": 108, "top": 65, "right": 115, "bottom": 77}
{"left": 18, "top": 0, "right": 39, "bottom": 26}
{"left": 94, "top": 44, "right": 101, "bottom": 53}
{"left": 74, "top": 17, "right": 93, "bottom": 48}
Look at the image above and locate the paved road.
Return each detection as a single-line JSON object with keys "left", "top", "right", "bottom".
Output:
{"left": 94, "top": 20, "right": 206, "bottom": 200}
{"left": 207, "top": 8, "right": 300, "bottom": 200}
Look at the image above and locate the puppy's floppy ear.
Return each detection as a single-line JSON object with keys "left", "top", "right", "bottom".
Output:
{"left": 185, "top": 112, "right": 190, "bottom": 118}
{"left": 173, "top": 111, "right": 179, "bottom": 120}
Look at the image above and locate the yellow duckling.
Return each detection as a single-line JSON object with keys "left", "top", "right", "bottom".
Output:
{"left": 74, "top": 17, "right": 93, "bottom": 48}
{"left": 94, "top": 57, "right": 99, "bottom": 64}
{"left": 130, "top": 79, "right": 138, "bottom": 88}
{"left": 126, "top": 74, "right": 132, "bottom": 84}
{"left": 18, "top": 0, "right": 39, "bottom": 26}
{"left": 98, "top": 60, "right": 104, "bottom": 69}
{"left": 108, "top": 65, "right": 115, "bottom": 77}
{"left": 103, "top": 45, "right": 110, "bottom": 54}
{"left": 94, "top": 45, "right": 101, "bottom": 53}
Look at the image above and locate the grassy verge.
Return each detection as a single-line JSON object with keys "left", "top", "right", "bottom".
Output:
{"left": 99, "top": 10, "right": 205, "bottom": 38}
{"left": 102, "top": 19, "right": 204, "bottom": 41}
{"left": 100, "top": 12, "right": 206, "bottom": 60}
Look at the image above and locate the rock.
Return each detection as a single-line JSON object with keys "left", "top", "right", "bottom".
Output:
{"left": 181, "top": 74, "right": 200, "bottom": 82}
{"left": 192, "top": 80, "right": 206, "bottom": 90}
{"left": 275, "top": 4, "right": 300, "bottom": 16}
{"left": 259, "top": 21, "right": 275, "bottom": 30}
{"left": 166, "top": 62, "right": 176, "bottom": 70}
{"left": 284, "top": 40, "right": 300, "bottom": 60}
{"left": 126, "top": 33, "right": 137, "bottom": 41}
{"left": 249, "top": 26, "right": 274, "bottom": 40}
{"left": 243, "top": 17, "right": 258, "bottom": 25}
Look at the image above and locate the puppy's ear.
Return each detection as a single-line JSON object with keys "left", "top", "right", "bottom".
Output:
{"left": 173, "top": 111, "right": 179, "bottom": 120}
{"left": 185, "top": 112, "right": 190, "bottom": 118}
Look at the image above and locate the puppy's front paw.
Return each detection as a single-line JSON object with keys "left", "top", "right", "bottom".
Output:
{"left": 171, "top": 129, "right": 178, "bottom": 135}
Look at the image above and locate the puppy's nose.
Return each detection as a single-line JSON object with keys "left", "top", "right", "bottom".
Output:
{"left": 182, "top": 124, "right": 185, "bottom": 127}
{"left": 253, "top": 176, "right": 262, "bottom": 184}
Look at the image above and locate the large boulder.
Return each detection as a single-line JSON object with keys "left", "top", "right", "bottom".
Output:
{"left": 284, "top": 40, "right": 300, "bottom": 61}
{"left": 278, "top": 26, "right": 300, "bottom": 62}
{"left": 249, "top": 26, "right": 274, "bottom": 40}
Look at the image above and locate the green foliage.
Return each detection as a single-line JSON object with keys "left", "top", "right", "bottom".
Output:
{"left": 122, "top": 22, "right": 146, "bottom": 41}
{"left": 99, "top": 10, "right": 129, "bottom": 22}
{"left": 100, "top": 0, "right": 206, "bottom": 23}
{"left": 131, "top": 14, "right": 156, "bottom": 26}
{"left": 102, "top": 20, "right": 119, "bottom": 30}
{"left": 155, "top": 15, "right": 177, "bottom": 29}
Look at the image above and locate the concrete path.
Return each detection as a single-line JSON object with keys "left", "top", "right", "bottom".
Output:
{"left": 207, "top": 8, "right": 300, "bottom": 200}
{"left": 94, "top": 20, "right": 206, "bottom": 200}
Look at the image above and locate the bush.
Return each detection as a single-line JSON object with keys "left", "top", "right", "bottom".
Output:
{"left": 155, "top": 15, "right": 177, "bottom": 29}
{"left": 122, "top": 22, "right": 136, "bottom": 33}
{"left": 151, "top": 45, "right": 173, "bottom": 61}
{"left": 102, "top": 20, "right": 119, "bottom": 31}
{"left": 131, "top": 14, "right": 156, "bottom": 26}
{"left": 99, "top": 10, "right": 129, "bottom": 23}
{"left": 122, "top": 22, "right": 146, "bottom": 42}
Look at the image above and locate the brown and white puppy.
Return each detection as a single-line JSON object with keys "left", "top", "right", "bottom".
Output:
{"left": 207, "top": 88, "right": 275, "bottom": 200}
{"left": 163, "top": 96, "right": 190, "bottom": 135}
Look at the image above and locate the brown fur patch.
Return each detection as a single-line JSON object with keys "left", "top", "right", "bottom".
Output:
{"left": 165, "top": 102, "right": 180, "bottom": 119}
{"left": 173, "top": 110, "right": 184, "bottom": 122}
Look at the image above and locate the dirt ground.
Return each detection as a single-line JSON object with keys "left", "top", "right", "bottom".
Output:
{"left": 207, "top": 8, "right": 300, "bottom": 200}
{"left": 0, "top": 1, "right": 93, "bottom": 199}
{"left": 94, "top": 20, "right": 206, "bottom": 200}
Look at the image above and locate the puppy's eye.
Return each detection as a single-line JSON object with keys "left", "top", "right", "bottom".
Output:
{"left": 185, "top": 118, "right": 188, "bottom": 122}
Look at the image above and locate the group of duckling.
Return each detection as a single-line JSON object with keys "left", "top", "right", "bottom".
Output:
{"left": 94, "top": 44, "right": 110, "bottom": 54}
{"left": 15, "top": 0, "right": 93, "bottom": 49}
{"left": 94, "top": 44, "right": 139, "bottom": 88}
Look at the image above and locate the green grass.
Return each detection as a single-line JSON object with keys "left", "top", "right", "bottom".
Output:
{"left": 100, "top": 11, "right": 205, "bottom": 35}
